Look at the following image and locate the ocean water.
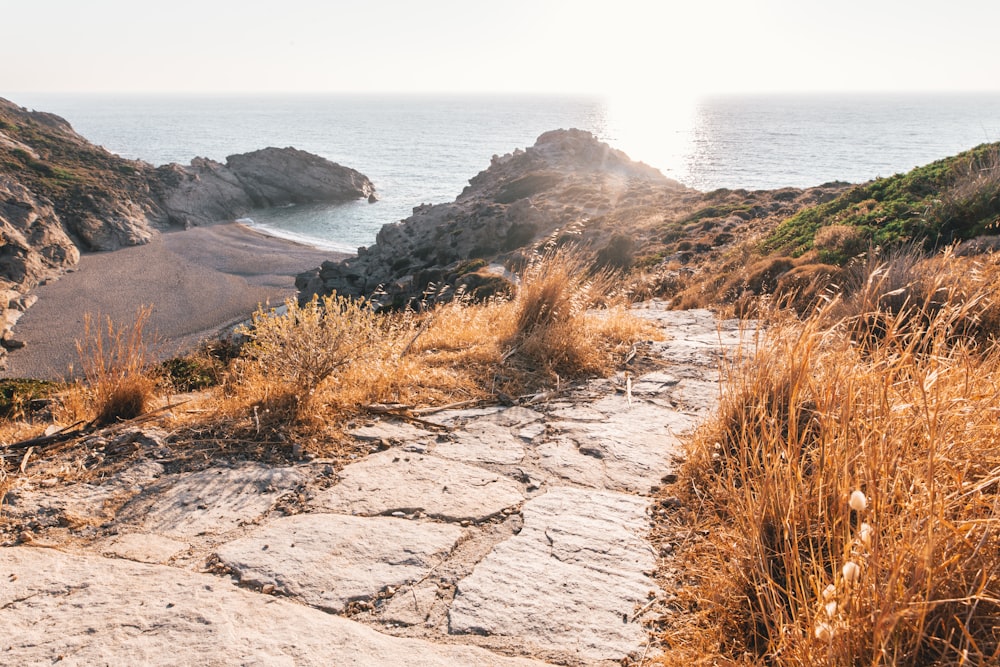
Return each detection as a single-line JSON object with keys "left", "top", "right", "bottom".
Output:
{"left": 9, "top": 93, "right": 1000, "bottom": 253}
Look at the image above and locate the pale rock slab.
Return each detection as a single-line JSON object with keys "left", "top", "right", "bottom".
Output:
{"left": 479, "top": 406, "right": 544, "bottom": 428}
{"left": 117, "top": 463, "right": 307, "bottom": 539}
{"left": 101, "top": 532, "right": 188, "bottom": 564}
{"left": 0, "top": 547, "right": 544, "bottom": 666}
{"left": 543, "top": 396, "right": 690, "bottom": 492}
{"left": 433, "top": 421, "right": 525, "bottom": 465}
{"left": 382, "top": 583, "right": 441, "bottom": 626}
{"left": 316, "top": 450, "right": 523, "bottom": 521}
{"left": 216, "top": 513, "right": 462, "bottom": 613}
{"left": 350, "top": 420, "right": 436, "bottom": 443}
{"left": 1, "top": 459, "right": 163, "bottom": 527}
{"left": 535, "top": 438, "right": 607, "bottom": 488}
{"left": 449, "top": 487, "right": 658, "bottom": 662}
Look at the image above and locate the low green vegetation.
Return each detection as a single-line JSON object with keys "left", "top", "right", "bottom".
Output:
{"left": 767, "top": 142, "right": 1000, "bottom": 256}
{"left": 0, "top": 379, "right": 59, "bottom": 419}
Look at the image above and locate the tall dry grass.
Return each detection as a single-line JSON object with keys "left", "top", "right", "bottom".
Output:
{"left": 222, "top": 250, "right": 651, "bottom": 442}
{"left": 672, "top": 252, "right": 1000, "bottom": 665}
{"left": 505, "top": 248, "right": 644, "bottom": 384}
{"left": 74, "top": 305, "right": 158, "bottom": 425}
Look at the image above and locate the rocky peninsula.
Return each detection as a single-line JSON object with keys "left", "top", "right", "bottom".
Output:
{"left": 0, "top": 97, "right": 373, "bottom": 369}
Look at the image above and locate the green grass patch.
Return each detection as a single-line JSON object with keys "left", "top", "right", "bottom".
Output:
{"left": 0, "top": 378, "right": 60, "bottom": 419}
{"left": 766, "top": 142, "right": 1000, "bottom": 256}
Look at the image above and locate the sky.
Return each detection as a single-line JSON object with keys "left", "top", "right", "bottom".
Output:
{"left": 2, "top": 0, "right": 998, "bottom": 97}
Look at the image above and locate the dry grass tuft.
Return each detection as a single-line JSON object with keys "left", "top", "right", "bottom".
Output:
{"left": 506, "top": 248, "right": 638, "bottom": 383}
{"left": 74, "top": 305, "right": 158, "bottom": 426}
{"left": 668, "top": 255, "right": 1000, "bottom": 665}
{"left": 207, "top": 250, "right": 650, "bottom": 454}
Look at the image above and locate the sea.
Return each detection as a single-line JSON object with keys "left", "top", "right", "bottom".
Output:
{"left": 8, "top": 92, "right": 1000, "bottom": 254}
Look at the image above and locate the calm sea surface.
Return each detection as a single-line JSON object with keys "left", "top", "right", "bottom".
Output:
{"left": 9, "top": 93, "right": 1000, "bottom": 253}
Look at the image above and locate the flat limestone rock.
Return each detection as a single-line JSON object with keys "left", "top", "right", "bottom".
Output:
{"left": 0, "top": 547, "right": 544, "bottom": 666}
{"left": 543, "top": 397, "right": 690, "bottom": 492}
{"left": 535, "top": 438, "right": 607, "bottom": 488}
{"left": 315, "top": 450, "right": 523, "bottom": 521}
{"left": 101, "top": 532, "right": 188, "bottom": 564}
{"left": 117, "top": 463, "right": 307, "bottom": 539}
{"left": 480, "top": 406, "right": 544, "bottom": 428}
{"left": 1, "top": 459, "right": 164, "bottom": 527}
{"left": 382, "top": 583, "right": 441, "bottom": 626}
{"left": 449, "top": 487, "right": 658, "bottom": 662}
{"left": 432, "top": 421, "right": 525, "bottom": 465}
{"left": 216, "top": 513, "right": 462, "bottom": 613}
{"left": 350, "top": 420, "right": 436, "bottom": 443}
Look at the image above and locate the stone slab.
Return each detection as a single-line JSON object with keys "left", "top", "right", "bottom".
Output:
{"left": 101, "top": 532, "right": 188, "bottom": 564}
{"left": 1, "top": 459, "right": 164, "bottom": 527}
{"left": 432, "top": 421, "right": 525, "bottom": 465}
{"left": 542, "top": 397, "right": 690, "bottom": 492}
{"left": 0, "top": 547, "right": 545, "bottom": 666}
{"left": 216, "top": 513, "right": 461, "bottom": 613}
{"left": 449, "top": 487, "right": 658, "bottom": 662}
{"left": 350, "top": 420, "right": 436, "bottom": 443}
{"left": 382, "top": 583, "right": 441, "bottom": 627}
{"left": 316, "top": 450, "right": 523, "bottom": 521}
{"left": 117, "top": 463, "right": 307, "bottom": 539}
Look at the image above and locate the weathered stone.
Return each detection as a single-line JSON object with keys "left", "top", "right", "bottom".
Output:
{"left": 542, "top": 396, "right": 691, "bottom": 492}
{"left": 297, "top": 129, "right": 684, "bottom": 308}
{"left": 117, "top": 463, "right": 307, "bottom": 539}
{"left": 1, "top": 458, "right": 163, "bottom": 527}
{"left": 350, "top": 420, "right": 436, "bottom": 443}
{"left": 382, "top": 583, "right": 441, "bottom": 626}
{"left": 449, "top": 487, "right": 658, "bottom": 662}
{"left": 535, "top": 438, "right": 607, "bottom": 488}
{"left": 315, "top": 450, "right": 523, "bottom": 522}
{"left": 417, "top": 406, "right": 504, "bottom": 428}
{"left": 0, "top": 547, "right": 545, "bottom": 666}
{"left": 433, "top": 421, "right": 525, "bottom": 465}
{"left": 101, "top": 532, "right": 188, "bottom": 564}
{"left": 216, "top": 513, "right": 461, "bottom": 613}
{"left": 480, "top": 406, "right": 544, "bottom": 428}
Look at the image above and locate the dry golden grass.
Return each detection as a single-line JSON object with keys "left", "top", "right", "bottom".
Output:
{"left": 74, "top": 305, "right": 158, "bottom": 426}
{"left": 194, "top": 249, "right": 652, "bottom": 454}
{"left": 663, "top": 253, "right": 1000, "bottom": 665}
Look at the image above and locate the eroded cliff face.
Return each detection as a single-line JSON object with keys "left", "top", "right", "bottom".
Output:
{"left": 0, "top": 97, "right": 374, "bottom": 364}
{"left": 297, "top": 129, "right": 691, "bottom": 308}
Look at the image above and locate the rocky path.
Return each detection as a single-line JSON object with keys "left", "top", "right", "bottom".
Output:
{"left": 1, "top": 306, "right": 743, "bottom": 666}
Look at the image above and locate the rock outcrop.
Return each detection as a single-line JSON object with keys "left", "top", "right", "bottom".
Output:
{"left": 0, "top": 97, "right": 374, "bottom": 365}
{"left": 150, "top": 147, "right": 375, "bottom": 229}
{"left": 297, "top": 129, "right": 690, "bottom": 309}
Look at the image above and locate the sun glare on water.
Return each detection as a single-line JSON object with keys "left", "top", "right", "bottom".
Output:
{"left": 603, "top": 93, "right": 699, "bottom": 184}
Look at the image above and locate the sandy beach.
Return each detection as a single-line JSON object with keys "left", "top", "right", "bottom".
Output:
{"left": 2, "top": 223, "right": 347, "bottom": 380}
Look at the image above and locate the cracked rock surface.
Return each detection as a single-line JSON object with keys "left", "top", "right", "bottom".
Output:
{"left": 1, "top": 305, "right": 744, "bottom": 666}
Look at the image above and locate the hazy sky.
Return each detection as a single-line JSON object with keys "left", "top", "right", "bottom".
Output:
{"left": 3, "top": 0, "right": 998, "bottom": 96}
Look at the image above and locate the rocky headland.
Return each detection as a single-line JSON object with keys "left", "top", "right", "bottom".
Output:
{"left": 296, "top": 128, "right": 850, "bottom": 310}
{"left": 0, "top": 97, "right": 373, "bottom": 365}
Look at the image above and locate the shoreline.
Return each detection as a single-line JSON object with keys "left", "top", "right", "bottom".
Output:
{"left": 1, "top": 222, "right": 347, "bottom": 381}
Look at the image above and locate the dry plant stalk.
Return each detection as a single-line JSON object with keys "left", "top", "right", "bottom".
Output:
{"left": 75, "top": 305, "right": 157, "bottom": 426}
{"left": 674, "top": 255, "right": 1000, "bottom": 665}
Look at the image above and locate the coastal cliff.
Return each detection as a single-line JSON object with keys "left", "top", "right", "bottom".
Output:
{"left": 0, "top": 97, "right": 374, "bottom": 362}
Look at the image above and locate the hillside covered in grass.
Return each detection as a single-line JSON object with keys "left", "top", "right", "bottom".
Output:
{"left": 654, "top": 142, "right": 1000, "bottom": 312}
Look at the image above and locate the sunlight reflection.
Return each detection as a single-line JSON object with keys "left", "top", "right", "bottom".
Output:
{"left": 603, "top": 93, "right": 700, "bottom": 185}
